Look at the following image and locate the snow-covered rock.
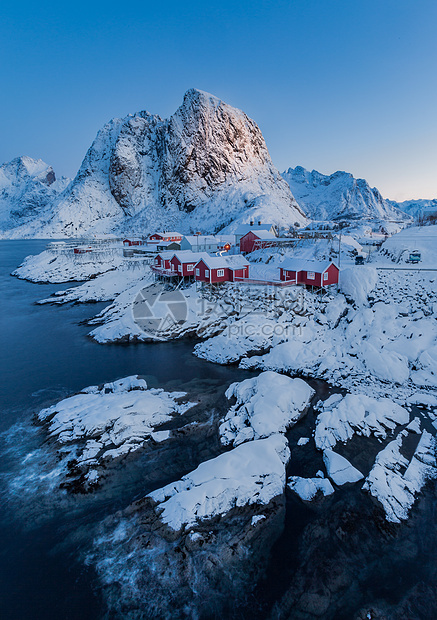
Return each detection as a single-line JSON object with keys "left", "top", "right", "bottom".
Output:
{"left": 14, "top": 246, "right": 124, "bottom": 283}
{"left": 315, "top": 394, "right": 409, "bottom": 451}
{"left": 37, "top": 375, "right": 195, "bottom": 482}
{"left": 148, "top": 434, "right": 290, "bottom": 531}
{"left": 0, "top": 156, "right": 70, "bottom": 238}
{"left": 323, "top": 449, "right": 364, "bottom": 485}
{"left": 363, "top": 427, "right": 437, "bottom": 523}
{"left": 339, "top": 266, "right": 378, "bottom": 306}
{"left": 281, "top": 165, "right": 408, "bottom": 222}
{"left": 288, "top": 476, "right": 334, "bottom": 501}
{"left": 220, "top": 371, "right": 314, "bottom": 446}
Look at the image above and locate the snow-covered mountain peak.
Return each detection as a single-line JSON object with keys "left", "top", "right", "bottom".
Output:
{"left": 2, "top": 89, "right": 306, "bottom": 238}
{"left": 282, "top": 165, "right": 408, "bottom": 222}
{"left": 0, "top": 156, "right": 70, "bottom": 235}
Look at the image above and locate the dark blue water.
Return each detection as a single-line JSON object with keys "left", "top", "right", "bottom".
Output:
{"left": 2, "top": 242, "right": 437, "bottom": 620}
{"left": 0, "top": 240, "right": 250, "bottom": 620}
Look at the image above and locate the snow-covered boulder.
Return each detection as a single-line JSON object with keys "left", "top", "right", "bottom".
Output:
{"left": 148, "top": 434, "right": 290, "bottom": 531}
{"left": 314, "top": 394, "right": 409, "bottom": 450}
{"left": 363, "top": 426, "right": 437, "bottom": 523}
{"left": 339, "top": 266, "right": 378, "bottom": 306}
{"left": 323, "top": 449, "right": 364, "bottom": 485}
{"left": 288, "top": 476, "right": 334, "bottom": 501}
{"left": 220, "top": 371, "right": 314, "bottom": 446}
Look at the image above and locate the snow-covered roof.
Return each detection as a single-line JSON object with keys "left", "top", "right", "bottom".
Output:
{"left": 235, "top": 223, "right": 275, "bottom": 235}
{"left": 172, "top": 251, "right": 210, "bottom": 263}
{"left": 280, "top": 258, "right": 338, "bottom": 273}
{"left": 156, "top": 250, "right": 177, "bottom": 259}
{"left": 243, "top": 230, "right": 277, "bottom": 240}
{"left": 150, "top": 231, "right": 182, "bottom": 237}
{"left": 198, "top": 254, "right": 249, "bottom": 269}
{"left": 183, "top": 235, "right": 222, "bottom": 244}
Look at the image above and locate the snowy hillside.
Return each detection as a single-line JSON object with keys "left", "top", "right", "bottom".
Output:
{"left": 282, "top": 165, "right": 408, "bottom": 222}
{"left": 391, "top": 198, "right": 437, "bottom": 218}
{"left": 1, "top": 90, "right": 307, "bottom": 239}
{"left": 0, "top": 156, "right": 70, "bottom": 238}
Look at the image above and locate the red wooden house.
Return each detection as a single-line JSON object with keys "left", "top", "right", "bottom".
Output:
{"left": 148, "top": 231, "right": 183, "bottom": 244}
{"left": 279, "top": 259, "right": 339, "bottom": 287}
{"left": 194, "top": 255, "right": 250, "bottom": 283}
{"left": 239, "top": 230, "right": 277, "bottom": 254}
{"left": 169, "top": 251, "right": 209, "bottom": 277}
{"left": 123, "top": 238, "right": 143, "bottom": 246}
{"left": 153, "top": 251, "right": 175, "bottom": 272}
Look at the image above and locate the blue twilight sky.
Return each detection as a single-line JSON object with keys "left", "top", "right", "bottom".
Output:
{"left": 0, "top": 0, "right": 436, "bottom": 201}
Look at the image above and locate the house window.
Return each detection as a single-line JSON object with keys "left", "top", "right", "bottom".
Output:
{"left": 217, "top": 269, "right": 224, "bottom": 277}
{"left": 205, "top": 270, "right": 210, "bottom": 277}
{"left": 195, "top": 268, "right": 200, "bottom": 276}
{"left": 178, "top": 265, "right": 182, "bottom": 272}
{"left": 323, "top": 272, "right": 328, "bottom": 281}
{"left": 171, "top": 263, "right": 175, "bottom": 271}
{"left": 187, "top": 264, "right": 194, "bottom": 272}
{"left": 307, "top": 271, "right": 315, "bottom": 280}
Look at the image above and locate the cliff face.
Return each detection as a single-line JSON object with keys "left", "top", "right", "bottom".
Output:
{"left": 282, "top": 166, "right": 408, "bottom": 222}
{"left": 1, "top": 90, "right": 306, "bottom": 238}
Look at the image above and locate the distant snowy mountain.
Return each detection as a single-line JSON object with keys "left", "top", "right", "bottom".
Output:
{"left": 0, "top": 90, "right": 307, "bottom": 239}
{"left": 281, "top": 166, "right": 408, "bottom": 222}
{"left": 0, "top": 156, "right": 70, "bottom": 237}
{"left": 391, "top": 198, "right": 437, "bottom": 218}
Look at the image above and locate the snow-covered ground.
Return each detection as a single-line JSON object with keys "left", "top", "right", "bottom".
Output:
{"left": 375, "top": 225, "right": 437, "bottom": 268}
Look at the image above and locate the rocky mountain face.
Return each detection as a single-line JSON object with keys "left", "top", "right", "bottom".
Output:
{"left": 282, "top": 166, "right": 409, "bottom": 222}
{"left": 0, "top": 156, "right": 70, "bottom": 237}
{"left": 1, "top": 90, "right": 307, "bottom": 238}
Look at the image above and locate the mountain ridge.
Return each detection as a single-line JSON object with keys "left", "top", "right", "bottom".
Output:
{"left": 281, "top": 165, "right": 409, "bottom": 223}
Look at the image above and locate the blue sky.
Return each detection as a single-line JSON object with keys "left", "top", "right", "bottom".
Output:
{"left": 0, "top": 0, "right": 436, "bottom": 200}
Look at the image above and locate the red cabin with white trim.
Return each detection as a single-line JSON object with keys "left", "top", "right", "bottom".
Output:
{"left": 123, "top": 238, "right": 143, "bottom": 246}
{"left": 148, "top": 232, "right": 183, "bottom": 244}
{"left": 239, "top": 230, "right": 277, "bottom": 253}
{"left": 194, "top": 256, "right": 250, "bottom": 283}
{"left": 279, "top": 260, "right": 339, "bottom": 287}
{"left": 170, "top": 251, "right": 209, "bottom": 277}
{"left": 154, "top": 251, "right": 174, "bottom": 271}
